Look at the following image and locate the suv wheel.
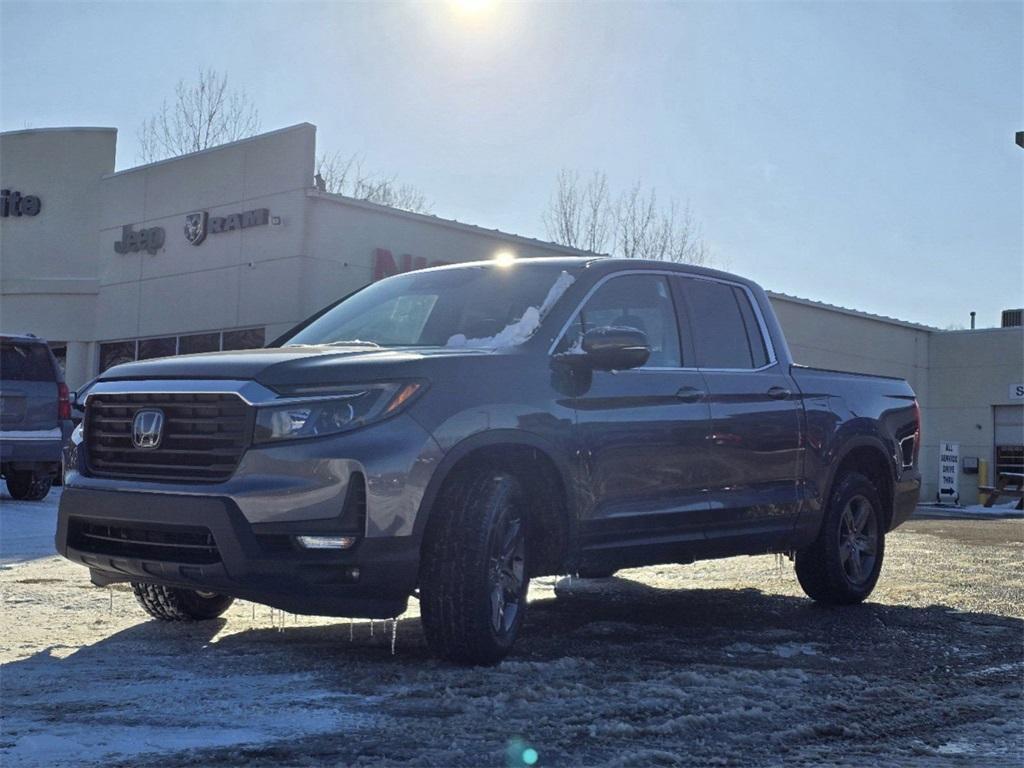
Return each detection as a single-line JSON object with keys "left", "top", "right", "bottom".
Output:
{"left": 5, "top": 470, "right": 53, "bottom": 501}
{"left": 131, "top": 583, "right": 234, "bottom": 621}
{"left": 420, "top": 469, "right": 529, "bottom": 665}
{"left": 795, "top": 471, "right": 886, "bottom": 604}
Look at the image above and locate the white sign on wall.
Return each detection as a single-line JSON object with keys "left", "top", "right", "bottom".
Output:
{"left": 937, "top": 441, "right": 960, "bottom": 504}
{"left": 1010, "top": 383, "right": 1024, "bottom": 401}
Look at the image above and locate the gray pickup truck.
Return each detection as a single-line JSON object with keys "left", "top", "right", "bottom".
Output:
{"left": 1, "top": 334, "right": 72, "bottom": 500}
{"left": 58, "top": 258, "right": 921, "bottom": 663}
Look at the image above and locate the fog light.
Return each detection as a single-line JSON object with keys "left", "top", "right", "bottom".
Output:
{"left": 295, "top": 535, "right": 357, "bottom": 550}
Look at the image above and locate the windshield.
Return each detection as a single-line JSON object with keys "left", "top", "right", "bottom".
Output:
{"left": 283, "top": 262, "right": 579, "bottom": 349}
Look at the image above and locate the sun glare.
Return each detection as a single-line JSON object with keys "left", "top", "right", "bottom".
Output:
{"left": 450, "top": 0, "right": 497, "bottom": 16}
{"left": 493, "top": 249, "right": 516, "bottom": 267}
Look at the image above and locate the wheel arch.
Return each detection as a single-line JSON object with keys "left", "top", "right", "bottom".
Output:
{"left": 825, "top": 438, "right": 896, "bottom": 531}
{"left": 413, "top": 430, "right": 577, "bottom": 576}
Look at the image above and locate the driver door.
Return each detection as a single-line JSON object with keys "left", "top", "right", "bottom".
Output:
{"left": 560, "top": 273, "right": 713, "bottom": 555}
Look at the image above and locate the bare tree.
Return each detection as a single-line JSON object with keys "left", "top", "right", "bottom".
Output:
{"left": 137, "top": 69, "right": 260, "bottom": 162}
{"left": 542, "top": 170, "right": 614, "bottom": 254}
{"left": 316, "top": 150, "right": 432, "bottom": 214}
{"left": 543, "top": 170, "right": 708, "bottom": 265}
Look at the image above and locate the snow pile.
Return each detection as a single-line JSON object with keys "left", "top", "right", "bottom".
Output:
{"left": 446, "top": 270, "right": 575, "bottom": 350}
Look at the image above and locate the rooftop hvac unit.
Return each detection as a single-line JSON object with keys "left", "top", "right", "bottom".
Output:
{"left": 1001, "top": 308, "right": 1023, "bottom": 328}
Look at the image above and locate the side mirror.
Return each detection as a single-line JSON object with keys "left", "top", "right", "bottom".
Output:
{"left": 581, "top": 326, "right": 651, "bottom": 371}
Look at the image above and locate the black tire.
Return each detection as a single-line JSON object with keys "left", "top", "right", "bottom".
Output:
{"left": 420, "top": 469, "right": 529, "bottom": 665}
{"left": 131, "top": 582, "right": 234, "bottom": 621}
{"left": 577, "top": 567, "right": 618, "bottom": 579}
{"left": 5, "top": 470, "right": 52, "bottom": 501}
{"left": 795, "top": 471, "right": 886, "bottom": 605}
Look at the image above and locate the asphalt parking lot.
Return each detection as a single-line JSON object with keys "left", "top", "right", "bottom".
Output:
{"left": 1, "top": 491, "right": 1021, "bottom": 767}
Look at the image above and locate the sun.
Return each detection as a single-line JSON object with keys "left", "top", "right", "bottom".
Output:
{"left": 449, "top": 0, "right": 497, "bottom": 15}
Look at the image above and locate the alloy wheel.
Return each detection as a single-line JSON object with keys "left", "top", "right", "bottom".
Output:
{"left": 488, "top": 507, "right": 526, "bottom": 636}
{"left": 838, "top": 494, "right": 878, "bottom": 585}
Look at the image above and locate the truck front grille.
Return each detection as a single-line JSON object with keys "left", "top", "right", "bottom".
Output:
{"left": 68, "top": 519, "right": 221, "bottom": 564}
{"left": 85, "top": 392, "right": 252, "bottom": 482}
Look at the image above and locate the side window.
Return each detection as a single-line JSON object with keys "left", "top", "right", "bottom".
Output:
{"left": 681, "top": 278, "right": 769, "bottom": 369}
{"left": 732, "top": 287, "right": 770, "bottom": 368}
{"left": 558, "top": 274, "right": 682, "bottom": 367}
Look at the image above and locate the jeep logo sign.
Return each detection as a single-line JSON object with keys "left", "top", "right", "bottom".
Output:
{"left": 114, "top": 224, "right": 165, "bottom": 255}
{"left": 0, "top": 189, "right": 42, "bottom": 217}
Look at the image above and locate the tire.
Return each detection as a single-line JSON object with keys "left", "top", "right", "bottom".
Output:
{"left": 131, "top": 583, "right": 234, "bottom": 621}
{"left": 795, "top": 471, "right": 886, "bottom": 605}
{"left": 420, "top": 469, "right": 529, "bottom": 665}
{"left": 577, "top": 567, "right": 617, "bottom": 579}
{"left": 5, "top": 470, "right": 52, "bottom": 501}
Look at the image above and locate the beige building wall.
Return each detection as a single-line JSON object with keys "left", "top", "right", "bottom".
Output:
{"left": 0, "top": 127, "right": 117, "bottom": 387}
{"left": 97, "top": 124, "right": 316, "bottom": 347}
{"left": 925, "top": 327, "right": 1024, "bottom": 504}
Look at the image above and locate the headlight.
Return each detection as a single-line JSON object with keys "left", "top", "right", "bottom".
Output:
{"left": 253, "top": 381, "right": 424, "bottom": 444}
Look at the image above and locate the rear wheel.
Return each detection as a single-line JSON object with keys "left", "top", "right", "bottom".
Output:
{"left": 5, "top": 470, "right": 52, "bottom": 501}
{"left": 131, "top": 583, "right": 234, "bottom": 621}
{"left": 420, "top": 469, "right": 529, "bottom": 665}
{"left": 795, "top": 472, "right": 885, "bottom": 605}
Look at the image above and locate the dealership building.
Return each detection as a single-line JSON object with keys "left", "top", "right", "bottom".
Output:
{"left": 1, "top": 123, "right": 1021, "bottom": 504}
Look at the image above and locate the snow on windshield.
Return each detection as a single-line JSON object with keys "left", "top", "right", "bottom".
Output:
{"left": 446, "top": 270, "right": 576, "bottom": 350}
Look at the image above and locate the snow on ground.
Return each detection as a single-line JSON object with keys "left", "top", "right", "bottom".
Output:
{"left": 0, "top": 488, "right": 60, "bottom": 564}
{"left": 1, "top": 494, "right": 1022, "bottom": 767}
{"left": 916, "top": 499, "right": 1023, "bottom": 519}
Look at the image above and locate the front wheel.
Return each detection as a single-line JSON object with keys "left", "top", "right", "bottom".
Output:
{"left": 795, "top": 471, "right": 885, "bottom": 605}
{"left": 420, "top": 469, "right": 529, "bottom": 665}
{"left": 5, "top": 470, "right": 53, "bottom": 501}
{"left": 131, "top": 583, "right": 234, "bottom": 621}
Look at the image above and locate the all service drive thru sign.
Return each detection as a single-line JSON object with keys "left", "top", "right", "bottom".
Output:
{"left": 938, "top": 441, "right": 960, "bottom": 504}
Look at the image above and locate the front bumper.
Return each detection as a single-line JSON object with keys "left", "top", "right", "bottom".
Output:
{"left": 57, "top": 487, "right": 418, "bottom": 618}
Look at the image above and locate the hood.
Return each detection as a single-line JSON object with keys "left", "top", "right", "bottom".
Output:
{"left": 98, "top": 345, "right": 495, "bottom": 389}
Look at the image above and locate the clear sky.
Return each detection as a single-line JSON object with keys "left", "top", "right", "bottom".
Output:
{"left": 2, "top": 1, "right": 1021, "bottom": 328}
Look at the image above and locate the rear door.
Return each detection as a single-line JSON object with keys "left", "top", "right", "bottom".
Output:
{"left": 1, "top": 340, "right": 59, "bottom": 432}
{"left": 674, "top": 277, "right": 803, "bottom": 544}
{"left": 559, "top": 272, "right": 714, "bottom": 554}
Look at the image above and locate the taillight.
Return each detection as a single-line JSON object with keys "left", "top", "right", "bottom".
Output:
{"left": 58, "top": 382, "right": 71, "bottom": 420}
{"left": 912, "top": 399, "right": 921, "bottom": 465}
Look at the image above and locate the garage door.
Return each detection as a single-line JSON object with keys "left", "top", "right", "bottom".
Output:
{"left": 994, "top": 405, "right": 1024, "bottom": 477}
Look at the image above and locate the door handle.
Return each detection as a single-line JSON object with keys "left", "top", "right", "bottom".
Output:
{"left": 767, "top": 386, "right": 791, "bottom": 400}
{"left": 675, "top": 386, "right": 706, "bottom": 403}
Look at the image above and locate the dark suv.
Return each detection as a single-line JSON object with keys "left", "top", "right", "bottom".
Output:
{"left": 1, "top": 334, "right": 73, "bottom": 500}
{"left": 58, "top": 258, "right": 920, "bottom": 663}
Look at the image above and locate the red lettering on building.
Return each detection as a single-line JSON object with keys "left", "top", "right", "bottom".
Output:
{"left": 373, "top": 248, "right": 452, "bottom": 281}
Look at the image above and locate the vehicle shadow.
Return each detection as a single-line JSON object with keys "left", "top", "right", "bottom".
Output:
{"left": 6, "top": 575, "right": 1020, "bottom": 674}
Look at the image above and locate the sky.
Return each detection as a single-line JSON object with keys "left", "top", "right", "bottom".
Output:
{"left": 2, "top": 0, "right": 1021, "bottom": 329}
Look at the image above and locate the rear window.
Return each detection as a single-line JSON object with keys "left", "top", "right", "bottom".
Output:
{"left": 1, "top": 341, "right": 55, "bottom": 381}
{"left": 679, "top": 279, "right": 769, "bottom": 369}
